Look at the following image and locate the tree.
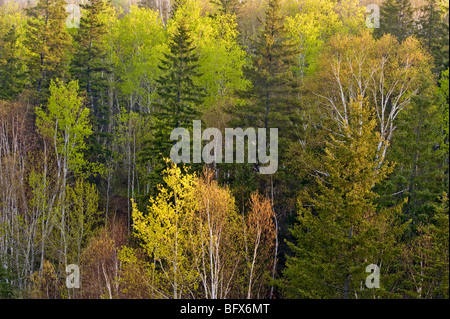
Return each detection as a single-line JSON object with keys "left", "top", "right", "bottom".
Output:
{"left": 140, "top": 12, "right": 204, "bottom": 192}
{"left": 79, "top": 222, "right": 127, "bottom": 299}
{"left": 210, "top": 0, "right": 241, "bottom": 15}
{"left": 245, "top": 193, "right": 276, "bottom": 299}
{"left": 282, "top": 97, "right": 406, "bottom": 299}
{"left": 0, "top": 25, "right": 26, "bottom": 100}
{"left": 30, "top": 260, "right": 59, "bottom": 299}
{"left": 438, "top": 68, "right": 449, "bottom": 155}
{"left": 227, "top": 1, "right": 301, "bottom": 287}
{"left": 374, "top": 0, "right": 415, "bottom": 43}
{"left": 36, "top": 79, "right": 97, "bottom": 271}
{"left": 302, "top": 31, "right": 433, "bottom": 168}
{"left": 131, "top": 162, "right": 199, "bottom": 299}
{"left": 402, "top": 194, "right": 449, "bottom": 298}
{"left": 66, "top": 179, "right": 102, "bottom": 267}
{"left": 231, "top": 0, "right": 300, "bottom": 136}
{"left": 154, "top": 13, "right": 204, "bottom": 131}
{"left": 70, "top": 0, "right": 113, "bottom": 133}
{"left": 0, "top": 99, "right": 40, "bottom": 295}
{"left": 416, "top": 0, "right": 449, "bottom": 75}
{"left": 110, "top": 5, "right": 166, "bottom": 113}
{"left": 36, "top": 80, "right": 95, "bottom": 180}
{"left": 375, "top": 71, "right": 448, "bottom": 236}
{"left": 138, "top": 0, "right": 173, "bottom": 24}
{"left": 285, "top": 0, "right": 365, "bottom": 78}
{"left": 25, "top": 0, "right": 72, "bottom": 98}
{"left": 116, "top": 246, "right": 155, "bottom": 298}
{"left": 191, "top": 168, "right": 245, "bottom": 299}
{"left": 170, "top": 0, "right": 188, "bottom": 18}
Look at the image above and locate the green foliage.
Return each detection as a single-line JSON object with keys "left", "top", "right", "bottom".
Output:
{"left": 210, "top": 0, "right": 241, "bottom": 15}
{"left": 375, "top": 68, "right": 447, "bottom": 237}
{"left": 170, "top": 0, "right": 250, "bottom": 110}
{"left": 374, "top": 0, "right": 415, "bottom": 42}
{"left": 401, "top": 194, "right": 449, "bottom": 298}
{"left": 70, "top": 0, "right": 113, "bottom": 124}
{"left": 36, "top": 79, "right": 100, "bottom": 177}
{"left": 131, "top": 162, "right": 200, "bottom": 298}
{"left": 0, "top": 25, "right": 26, "bottom": 100}
{"left": 66, "top": 178, "right": 102, "bottom": 264}
{"left": 155, "top": 15, "right": 204, "bottom": 129}
{"left": 285, "top": 0, "right": 364, "bottom": 77}
{"left": 25, "top": 0, "right": 72, "bottom": 97}
{"left": 140, "top": 10, "right": 205, "bottom": 192}
{"left": 0, "top": 0, "right": 448, "bottom": 300}
{"left": 231, "top": 0, "right": 300, "bottom": 135}
{"left": 282, "top": 98, "right": 406, "bottom": 299}
{"left": 438, "top": 68, "right": 449, "bottom": 154}
{"left": 416, "top": 0, "right": 449, "bottom": 75}
{"left": 110, "top": 5, "right": 166, "bottom": 112}
{"left": 0, "top": 264, "right": 14, "bottom": 298}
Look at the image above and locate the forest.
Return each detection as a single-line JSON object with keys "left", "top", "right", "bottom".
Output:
{"left": 0, "top": 0, "right": 448, "bottom": 299}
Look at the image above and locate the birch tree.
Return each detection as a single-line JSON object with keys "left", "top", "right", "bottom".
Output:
{"left": 305, "top": 31, "right": 433, "bottom": 166}
{"left": 35, "top": 79, "right": 95, "bottom": 270}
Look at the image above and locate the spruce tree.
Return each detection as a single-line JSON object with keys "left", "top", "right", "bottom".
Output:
{"left": 140, "top": 14, "right": 204, "bottom": 193}
{"left": 0, "top": 25, "right": 26, "bottom": 100}
{"left": 231, "top": 0, "right": 300, "bottom": 134}
{"left": 374, "top": 0, "right": 415, "bottom": 42}
{"left": 226, "top": 0, "right": 301, "bottom": 212}
{"left": 25, "top": 0, "right": 72, "bottom": 98}
{"left": 70, "top": 0, "right": 112, "bottom": 132}
{"left": 210, "top": 0, "right": 241, "bottom": 15}
{"left": 375, "top": 72, "right": 448, "bottom": 239}
{"left": 170, "top": 0, "right": 187, "bottom": 19}
{"left": 69, "top": 0, "right": 113, "bottom": 172}
{"left": 404, "top": 195, "right": 449, "bottom": 298}
{"left": 416, "top": 0, "right": 449, "bottom": 75}
{"left": 282, "top": 98, "right": 406, "bottom": 299}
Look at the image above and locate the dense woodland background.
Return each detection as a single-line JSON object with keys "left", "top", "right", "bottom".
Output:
{"left": 0, "top": 0, "right": 448, "bottom": 299}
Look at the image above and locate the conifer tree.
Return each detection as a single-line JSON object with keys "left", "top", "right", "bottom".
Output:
{"left": 0, "top": 25, "right": 25, "bottom": 100}
{"left": 405, "top": 194, "right": 449, "bottom": 299}
{"left": 226, "top": 0, "right": 301, "bottom": 188}
{"left": 374, "top": 0, "right": 415, "bottom": 42}
{"left": 226, "top": 1, "right": 301, "bottom": 273}
{"left": 375, "top": 79, "right": 448, "bottom": 238}
{"left": 231, "top": 0, "right": 300, "bottom": 135}
{"left": 140, "top": 14, "right": 204, "bottom": 192}
{"left": 416, "top": 0, "right": 449, "bottom": 75}
{"left": 438, "top": 68, "right": 449, "bottom": 155}
{"left": 210, "top": 0, "right": 241, "bottom": 15}
{"left": 282, "top": 98, "right": 406, "bottom": 299}
{"left": 70, "top": 0, "right": 112, "bottom": 132}
{"left": 25, "top": 0, "right": 72, "bottom": 98}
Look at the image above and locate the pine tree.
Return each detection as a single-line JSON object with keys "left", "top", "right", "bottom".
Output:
{"left": 0, "top": 25, "right": 26, "bottom": 100}
{"left": 374, "top": 0, "right": 415, "bottom": 43}
{"left": 282, "top": 97, "right": 406, "bottom": 299}
{"left": 25, "top": 0, "right": 72, "bottom": 98}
